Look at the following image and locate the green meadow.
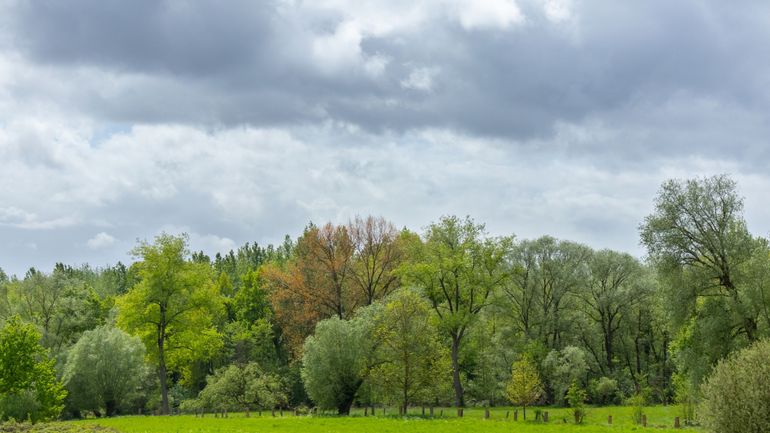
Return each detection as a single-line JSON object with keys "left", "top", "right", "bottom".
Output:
{"left": 60, "top": 406, "right": 696, "bottom": 433}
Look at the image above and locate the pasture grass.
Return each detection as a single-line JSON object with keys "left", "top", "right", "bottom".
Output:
{"left": 72, "top": 405, "right": 700, "bottom": 433}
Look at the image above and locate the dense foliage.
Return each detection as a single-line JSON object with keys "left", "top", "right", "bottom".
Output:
{"left": 0, "top": 175, "right": 767, "bottom": 429}
{"left": 699, "top": 339, "right": 770, "bottom": 433}
{"left": 0, "top": 317, "right": 66, "bottom": 422}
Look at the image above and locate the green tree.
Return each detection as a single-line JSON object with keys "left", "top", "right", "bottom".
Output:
{"left": 579, "top": 250, "right": 645, "bottom": 374}
{"left": 116, "top": 234, "right": 224, "bottom": 414}
{"left": 0, "top": 316, "right": 66, "bottom": 422}
{"left": 699, "top": 339, "right": 770, "bottom": 433}
{"left": 370, "top": 288, "right": 450, "bottom": 412}
{"left": 401, "top": 216, "right": 511, "bottom": 407}
{"left": 566, "top": 381, "right": 587, "bottom": 424}
{"left": 641, "top": 175, "right": 767, "bottom": 389}
{"left": 641, "top": 175, "right": 761, "bottom": 342}
{"left": 542, "top": 346, "right": 588, "bottom": 405}
{"left": 63, "top": 325, "right": 147, "bottom": 416}
{"left": 301, "top": 313, "right": 377, "bottom": 415}
{"left": 196, "top": 363, "right": 286, "bottom": 415}
{"left": 505, "top": 356, "right": 543, "bottom": 420}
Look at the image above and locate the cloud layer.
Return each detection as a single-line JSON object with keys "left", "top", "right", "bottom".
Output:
{"left": 1, "top": 0, "right": 769, "bottom": 275}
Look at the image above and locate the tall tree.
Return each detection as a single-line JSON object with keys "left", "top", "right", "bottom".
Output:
{"left": 370, "top": 288, "right": 449, "bottom": 412}
{"left": 578, "top": 250, "right": 645, "bottom": 374}
{"left": 640, "top": 175, "right": 759, "bottom": 342}
{"left": 503, "top": 237, "right": 591, "bottom": 349}
{"left": 266, "top": 223, "right": 356, "bottom": 356}
{"left": 401, "top": 215, "right": 511, "bottom": 407}
{"left": 117, "top": 234, "right": 224, "bottom": 414}
{"left": 347, "top": 216, "right": 405, "bottom": 305}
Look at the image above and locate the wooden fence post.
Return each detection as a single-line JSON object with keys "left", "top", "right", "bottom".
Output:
{"left": 513, "top": 410, "right": 518, "bottom": 421}
{"left": 608, "top": 415, "right": 612, "bottom": 424}
{"left": 675, "top": 417, "right": 680, "bottom": 429}
{"left": 429, "top": 406, "right": 434, "bottom": 417}
{"left": 484, "top": 408, "right": 490, "bottom": 419}
{"left": 642, "top": 414, "right": 647, "bottom": 427}
{"left": 543, "top": 411, "right": 548, "bottom": 422}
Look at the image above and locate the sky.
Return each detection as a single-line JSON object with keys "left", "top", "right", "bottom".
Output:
{"left": 1, "top": 0, "right": 770, "bottom": 277}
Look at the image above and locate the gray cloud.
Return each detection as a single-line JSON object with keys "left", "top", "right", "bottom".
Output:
{"left": 1, "top": 0, "right": 770, "bottom": 275}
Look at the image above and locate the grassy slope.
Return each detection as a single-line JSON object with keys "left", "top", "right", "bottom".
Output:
{"left": 71, "top": 406, "right": 700, "bottom": 433}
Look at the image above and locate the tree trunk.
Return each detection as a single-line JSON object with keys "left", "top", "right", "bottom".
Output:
{"left": 337, "top": 379, "right": 363, "bottom": 415}
{"left": 450, "top": 334, "right": 464, "bottom": 407}
{"left": 158, "top": 330, "right": 170, "bottom": 415}
{"left": 105, "top": 399, "right": 117, "bottom": 417}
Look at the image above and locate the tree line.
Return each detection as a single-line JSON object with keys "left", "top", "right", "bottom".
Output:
{"left": 0, "top": 174, "right": 768, "bottom": 423}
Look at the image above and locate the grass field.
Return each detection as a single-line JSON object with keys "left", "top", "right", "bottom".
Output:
{"left": 63, "top": 405, "right": 700, "bottom": 433}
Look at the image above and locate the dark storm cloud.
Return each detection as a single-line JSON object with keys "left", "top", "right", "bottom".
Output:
{"left": 2, "top": 0, "right": 770, "bottom": 276}
{"left": 4, "top": 0, "right": 769, "bottom": 144}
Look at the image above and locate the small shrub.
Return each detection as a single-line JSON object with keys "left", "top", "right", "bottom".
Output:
{"left": 625, "top": 392, "right": 647, "bottom": 425}
{"left": 566, "top": 381, "right": 587, "bottom": 424}
{"left": 672, "top": 373, "right": 698, "bottom": 426}
{"left": 699, "top": 339, "right": 770, "bottom": 433}
{"left": 590, "top": 377, "right": 619, "bottom": 405}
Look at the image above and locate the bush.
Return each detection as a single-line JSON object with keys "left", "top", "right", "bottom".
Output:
{"left": 0, "top": 317, "right": 66, "bottom": 422}
{"left": 700, "top": 339, "right": 770, "bottom": 433}
{"left": 625, "top": 392, "right": 646, "bottom": 425}
{"left": 590, "top": 377, "right": 619, "bottom": 405}
{"left": 566, "top": 381, "right": 587, "bottom": 424}
{"left": 62, "top": 326, "right": 147, "bottom": 416}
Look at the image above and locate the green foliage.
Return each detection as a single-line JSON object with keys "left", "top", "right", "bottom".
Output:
{"left": 590, "top": 376, "right": 619, "bottom": 405}
{"left": 116, "top": 233, "right": 225, "bottom": 414}
{"left": 566, "top": 381, "right": 587, "bottom": 424}
{"left": 672, "top": 372, "right": 697, "bottom": 426}
{"left": 625, "top": 391, "right": 647, "bottom": 425}
{"left": 0, "top": 317, "right": 66, "bottom": 422}
{"left": 541, "top": 346, "right": 588, "bottom": 406}
{"left": 641, "top": 175, "right": 767, "bottom": 391}
{"left": 505, "top": 356, "right": 543, "bottom": 420}
{"left": 193, "top": 363, "right": 286, "bottom": 413}
{"left": 369, "top": 289, "right": 451, "bottom": 410}
{"left": 700, "top": 339, "right": 770, "bottom": 433}
{"left": 301, "top": 314, "right": 376, "bottom": 414}
{"left": 62, "top": 325, "right": 147, "bottom": 416}
{"left": 400, "top": 215, "right": 511, "bottom": 407}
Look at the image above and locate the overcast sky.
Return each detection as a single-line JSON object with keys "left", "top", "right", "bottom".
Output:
{"left": 1, "top": 0, "right": 770, "bottom": 277}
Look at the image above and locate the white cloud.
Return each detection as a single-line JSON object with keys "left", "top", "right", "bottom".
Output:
{"left": 87, "top": 232, "right": 116, "bottom": 250}
{"left": 542, "top": 0, "right": 573, "bottom": 23}
{"left": 401, "top": 67, "right": 438, "bottom": 92}
{"left": 454, "top": 0, "right": 525, "bottom": 30}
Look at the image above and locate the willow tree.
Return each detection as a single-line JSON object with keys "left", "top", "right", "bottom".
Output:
{"left": 117, "top": 234, "right": 224, "bottom": 415}
{"left": 640, "top": 175, "right": 769, "bottom": 389}
{"left": 401, "top": 215, "right": 511, "bottom": 408}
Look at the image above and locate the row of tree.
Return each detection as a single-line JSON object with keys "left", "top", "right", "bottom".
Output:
{"left": 0, "top": 175, "right": 768, "bottom": 423}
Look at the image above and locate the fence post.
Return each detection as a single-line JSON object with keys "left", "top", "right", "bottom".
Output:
{"left": 642, "top": 414, "right": 647, "bottom": 427}
{"left": 430, "top": 406, "right": 434, "bottom": 417}
{"left": 675, "top": 417, "right": 680, "bottom": 429}
{"left": 484, "top": 408, "right": 490, "bottom": 419}
{"left": 543, "top": 411, "right": 548, "bottom": 422}
{"left": 514, "top": 410, "right": 518, "bottom": 421}
{"left": 608, "top": 415, "right": 612, "bottom": 425}
{"left": 457, "top": 407, "right": 463, "bottom": 417}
